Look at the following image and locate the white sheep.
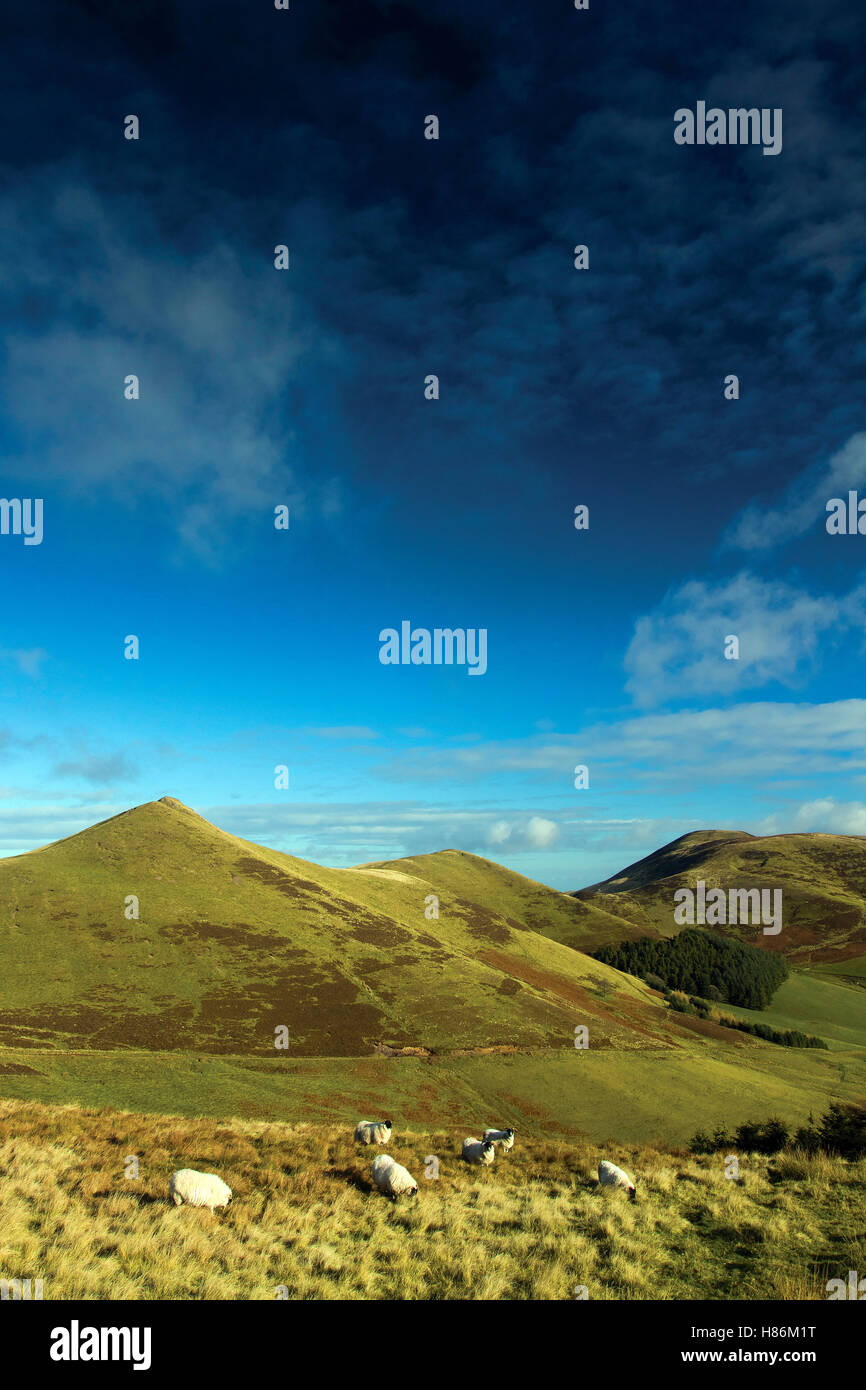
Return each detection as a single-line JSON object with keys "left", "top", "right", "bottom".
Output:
{"left": 483, "top": 1127, "right": 515, "bottom": 1152}
{"left": 169, "top": 1169, "right": 232, "bottom": 1212}
{"left": 354, "top": 1119, "right": 393, "bottom": 1145}
{"left": 461, "top": 1137, "right": 496, "bottom": 1165}
{"left": 597, "top": 1159, "right": 636, "bottom": 1201}
{"left": 370, "top": 1154, "right": 418, "bottom": 1200}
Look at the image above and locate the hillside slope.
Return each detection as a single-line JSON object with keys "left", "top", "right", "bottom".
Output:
{"left": 572, "top": 830, "right": 866, "bottom": 967}
{"left": 358, "top": 847, "right": 642, "bottom": 952}
{"left": 0, "top": 798, "right": 672, "bottom": 1057}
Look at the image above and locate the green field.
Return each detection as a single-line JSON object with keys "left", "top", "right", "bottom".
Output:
{"left": 720, "top": 971, "right": 866, "bottom": 1055}
{"left": 814, "top": 955, "right": 866, "bottom": 980}
{"left": 0, "top": 1036, "right": 864, "bottom": 1147}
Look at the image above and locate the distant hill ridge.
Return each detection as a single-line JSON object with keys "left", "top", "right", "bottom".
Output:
{"left": 571, "top": 830, "right": 866, "bottom": 967}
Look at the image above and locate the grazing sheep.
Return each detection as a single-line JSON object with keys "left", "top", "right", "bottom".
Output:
{"left": 483, "top": 1127, "right": 515, "bottom": 1152}
{"left": 370, "top": 1154, "right": 418, "bottom": 1201}
{"left": 169, "top": 1169, "right": 232, "bottom": 1212}
{"left": 461, "top": 1137, "right": 496, "bottom": 1166}
{"left": 597, "top": 1160, "right": 636, "bottom": 1201}
{"left": 354, "top": 1119, "right": 393, "bottom": 1145}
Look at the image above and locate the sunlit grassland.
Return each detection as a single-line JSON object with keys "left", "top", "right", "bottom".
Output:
{"left": 0, "top": 1098, "right": 863, "bottom": 1301}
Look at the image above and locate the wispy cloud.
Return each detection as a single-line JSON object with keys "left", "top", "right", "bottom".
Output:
{"left": 53, "top": 753, "right": 139, "bottom": 785}
{"left": 0, "top": 175, "right": 328, "bottom": 560}
{"left": 0, "top": 647, "right": 48, "bottom": 678}
{"left": 304, "top": 726, "right": 380, "bottom": 740}
{"left": 758, "top": 797, "right": 866, "bottom": 836}
{"left": 624, "top": 572, "right": 842, "bottom": 707}
{"left": 373, "top": 699, "right": 866, "bottom": 787}
{"left": 724, "top": 432, "right": 866, "bottom": 552}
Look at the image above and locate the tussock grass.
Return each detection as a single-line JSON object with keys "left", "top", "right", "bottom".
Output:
{"left": 0, "top": 1098, "right": 863, "bottom": 1301}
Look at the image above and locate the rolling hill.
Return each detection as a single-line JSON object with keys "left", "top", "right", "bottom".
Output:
{"left": 0, "top": 797, "right": 665, "bottom": 1058}
{"left": 571, "top": 829, "right": 866, "bottom": 970}
{"left": 0, "top": 800, "right": 864, "bottom": 1145}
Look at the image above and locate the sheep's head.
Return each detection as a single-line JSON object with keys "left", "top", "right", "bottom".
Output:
{"left": 628, "top": 1185, "right": 637, "bottom": 1202}
{"left": 506, "top": 1129, "right": 515, "bottom": 1138}
{"left": 483, "top": 1141, "right": 495, "bottom": 1154}
{"left": 384, "top": 1120, "right": 393, "bottom": 1128}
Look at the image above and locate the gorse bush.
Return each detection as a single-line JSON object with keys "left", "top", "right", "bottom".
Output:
{"left": 594, "top": 929, "right": 789, "bottom": 1009}
{"left": 642, "top": 972, "right": 666, "bottom": 992}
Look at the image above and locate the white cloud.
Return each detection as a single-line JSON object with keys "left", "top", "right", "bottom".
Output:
{"left": 374, "top": 698, "right": 866, "bottom": 786}
{"left": 624, "top": 572, "right": 841, "bottom": 707}
{"left": 206, "top": 800, "right": 568, "bottom": 864}
{"left": 1, "top": 647, "right": 48, "bottom": 678}
{"left": 760, "top": 797, "right": 866, "bottom": 836}
{"left": 725, "top": 431, "right": 866, "bottom": 551}
{"left": 525, "top": 815, "right": 559, "bottom": 849}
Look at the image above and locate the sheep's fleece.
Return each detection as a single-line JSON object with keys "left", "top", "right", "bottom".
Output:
{"left": 597, "top": 1160, "right": 636, "bottom": 1196}
{"left": 483, "top": 1128, "right": 515, "bottom": 1151}
{"left": 354, "top": 1120, "right": 392, "bottom": 1145}
{"left": 371, "top": 1154, "right": 418, "bottom": 1199}
{"left": 462, "top": 1137, "right": 496, "bottom": 1165}
{"left": 169, "top": 1169, "right": 232, "bottom": 1210}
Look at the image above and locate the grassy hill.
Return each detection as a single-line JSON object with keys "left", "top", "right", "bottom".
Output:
{"left": 1, "top": 800, "right": 864, "bottom": 1146}
{"left": 571, "top": 829, "right": 866, "bottom": 970}
{"left": 0, "top": 797, "right": 655, "bottom": 1058}
{"left": 2, "top": 1097, "right": 862, "bottom": 1301}
{"left": 359, "top": 847, "right": 642, "bottom": 954}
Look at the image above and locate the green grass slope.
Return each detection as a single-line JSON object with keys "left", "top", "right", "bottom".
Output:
{"left": 358, "top": 847, "right": 642, "bottom": 952}
{"left": 2, "top": 801, "right": 865, "bottom": 1143}
{"left": 717, "top": 973, "right": 866, "bottom": 1055}
{"left": 0, "top": 798, "right": 668, "bottom": 1058}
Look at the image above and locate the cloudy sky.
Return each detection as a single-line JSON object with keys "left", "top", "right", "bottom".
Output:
{"left": 1, "top": 0, "right": 865, "bottom": 887}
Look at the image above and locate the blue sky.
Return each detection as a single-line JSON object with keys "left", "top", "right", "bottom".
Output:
{"left": 2, "top": 0, "right": 866, "bottom": 887}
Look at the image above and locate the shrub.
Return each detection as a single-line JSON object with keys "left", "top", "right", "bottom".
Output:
{"left": 733, "top": 1118, "right": 789, "bottom": 1154}
{"left": 691, "top": 1104, "right": 865, "bottom": 1158}
{"left": 642, "top": 972, "right": 666, "bottom": 992}
{"left": 690, "top": 1129, "right": 715, "bottom": 1155}
{"left": 715, "top": 1013, "right": 827, "bottom": 1050}
{"left": 816, "top": 1102, "right": 866, "bottom": 1159}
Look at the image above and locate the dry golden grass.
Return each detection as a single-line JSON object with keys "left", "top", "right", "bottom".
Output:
{"left": 0, "top": 1098, "right": 863, "bottom": 1301}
